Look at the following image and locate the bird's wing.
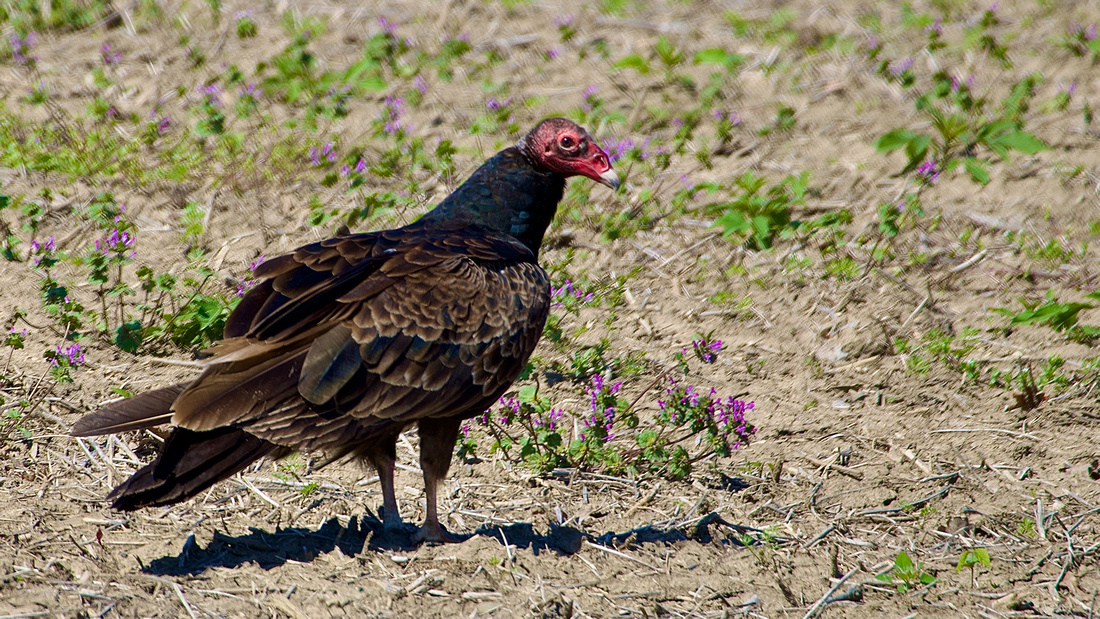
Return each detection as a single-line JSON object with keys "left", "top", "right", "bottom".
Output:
{"left": 168, "top": 229, "right": 550, "bottom": 452}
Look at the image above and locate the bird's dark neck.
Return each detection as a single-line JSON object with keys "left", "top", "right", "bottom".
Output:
{"left": 416, "top": 147, "right": 565, "bottom": 258}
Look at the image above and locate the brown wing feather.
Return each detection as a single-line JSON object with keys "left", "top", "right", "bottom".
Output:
{"left": 71, "top": 384, "right": 187, "bottom": 437}
{"left": 107, "top": 426, "right": 282, "bottom": 510}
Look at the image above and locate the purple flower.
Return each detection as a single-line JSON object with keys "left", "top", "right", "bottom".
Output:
{"left": 925, "top": 19, "right": 942, "bottom": 36}
{"left": 915, "top": 160, "right": 938, "bottom": 184}
{"left": 889, "top": 57, "right": 914, "bottom": 76}
{"left": 581, "top": 374, "right": 621, "bottom": 443}
{"left": 692, "top": 337, "right": 723, "bottom": 363}
{"left": 548, "top": 408, "right": 564, "bottom": 431}
{"left": 198, "top": 82, "right": 221, "bottom": 107}
{"left": 485, "top": 97, "right": 513, "bottom": 112}
{"left": 101, "top": 43, "right": 121, "bottom": 66}
{"left": 29, "top": 235, "right": 55, "bottom": 265}
{"left": 52, "top": 343, "right": 85, "bottom": 367}
{"left": 582, "top": 84, "right": 598, "bottom": 100}
{"left": 413, "top": 75, "right": 428, "bottom": 94}
{"left": 546, "top": 47, "right": 560, "bottom": 59}
{"left": 658, "top": 375, "right": 755, "bottom": 446}
{"left": 714, "top": 110, "right": 742, "bottom": 125}
{"left": 309, "top": 143, "right": 337, "bottom": 166}
{"left": 553, "top": 15, "right": 574, "bottom": 28}
{"left": 235, "top": 255, "right": 265, "bottom": 296}
{"left": 10, "top": 32, "right": 36, "bottom": 65}
{"left": 382, "top": 96, "right": 407, "bottom": 134}
{"left": 234, "top": 9, "right": 252, "bottom": 19}
{"left": 601, "top": 136, "right": 650, "bottom": 163}
{"left": 551, "top": 280, "right": 595, "bottom": 306}
{"left": 378, "top": 16, "right": 396, "bottom": 34}
{"left": 96, "top": 228, "right": 134, "bottom": 255}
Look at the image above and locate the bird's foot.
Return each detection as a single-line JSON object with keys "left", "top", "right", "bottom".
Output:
{"left": 412, "top": 521, "right": 464, "bottom": 545}
{"left": 378, "top": 506, "right": 406, "bottom": 531}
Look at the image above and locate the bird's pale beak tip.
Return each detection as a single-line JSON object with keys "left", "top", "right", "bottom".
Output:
{"left": 599, "top": 169, "right": 621, "bottom": 191}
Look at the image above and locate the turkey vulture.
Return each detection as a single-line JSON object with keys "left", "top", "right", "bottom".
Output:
{"left": 72, "top": 118, "right": 618, "bottom": 543}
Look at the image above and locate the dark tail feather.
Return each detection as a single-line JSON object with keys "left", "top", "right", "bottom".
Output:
{"left": 71, "top": 384, "right": 188, "bottom": 437}
{"left": 108, "top": 426, "right": 278, "bottom": 510}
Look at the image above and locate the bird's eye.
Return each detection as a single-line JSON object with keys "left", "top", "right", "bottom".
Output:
{"left": 559, "top": 135, "right": 575, "bottom": 149}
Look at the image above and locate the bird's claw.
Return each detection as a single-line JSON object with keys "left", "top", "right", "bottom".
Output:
{"left": 413, "top": 522, "right": 464, "bottom": 545}
{"left": 378, "top": 506, "right": 406, "bottom": 531}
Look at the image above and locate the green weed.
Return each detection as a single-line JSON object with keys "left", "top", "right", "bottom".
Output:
{"left": 993, "top": 291, "right": 1100, "bottom": 344}
{"left": 955, "top": 547, "right": 991, "bottom": 587}
{"left": 877, "top": 550, "right": 936, "bottom": 593}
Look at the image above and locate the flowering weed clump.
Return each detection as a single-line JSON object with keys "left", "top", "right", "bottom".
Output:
{"left": 11, "top": 193, "right": 243, "bottom": 355}
{"left": 873, "top": 5, "right": 1047, "bottom": 187}
{"left": 460, "top": 336, "right": 754, "bottom": 481}
{"left": 645, "top": 376, "right": 755, "bottom": 479}
{"left": 45, "top": 342, "right": 84, "bottom": 383}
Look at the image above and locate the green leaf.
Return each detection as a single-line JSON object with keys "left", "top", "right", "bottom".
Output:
{"left": 612, "top": 54, "right": 651, "bottom": 75}
{"left": 963, "top": 158, "right": 990, "bottom": 184}
{"left": 750, "top": 215, "right": 773, "bottom": 246}
{"left": 713, "top": 210, "right": 750, "bottom": 237}
{"left": 114, "top": 320, "right": 143, "bottom": 353}
{"left": 895, "top": 551, "right": 915, "bottom": 573}
{"left": 517, "top": 384, "right": 537, "bottom": 402}
{"left": 997, "top": 130, "right": 1047, "bottom": 154}
{"left": 875, "top": 129, "right": 918, "bottom": 152}
{"left": 655, "top": 36, "right": 683, "bottom": 67}
{"left": 692, "top": 48, "right": 745, "bottom": 71}
{"left": 904, "top": 134, "right": 931, "bottom": 163}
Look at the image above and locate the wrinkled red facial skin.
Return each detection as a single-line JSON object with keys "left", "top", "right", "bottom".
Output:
{"left": 521, "top": 118, "right": 618, "bottom": 188}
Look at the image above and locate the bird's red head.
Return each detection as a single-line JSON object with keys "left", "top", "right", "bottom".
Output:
{"left": 518, "top": 118, "right": 620, "bottom": 190}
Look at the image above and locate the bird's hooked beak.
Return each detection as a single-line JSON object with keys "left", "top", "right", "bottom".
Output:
{"left": 598, "top": 167, "right": 621, "bottom": 190}
{"left": 583, "top": 142, "right": 621, "bottom": 191}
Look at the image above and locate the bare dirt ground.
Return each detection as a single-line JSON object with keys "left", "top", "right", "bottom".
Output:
{"left": 2, "top": 0, "right": 1100, "bottom": 617}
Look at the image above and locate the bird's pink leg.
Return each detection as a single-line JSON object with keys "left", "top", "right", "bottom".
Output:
{"left": 413, "top": 417, "right": 464, "bottom": 544}
{"left": 367, "top": 440, "right": 402, "bottom": 529}
{"left": 376, "top": 458, "right": 402, "bottom": 528}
